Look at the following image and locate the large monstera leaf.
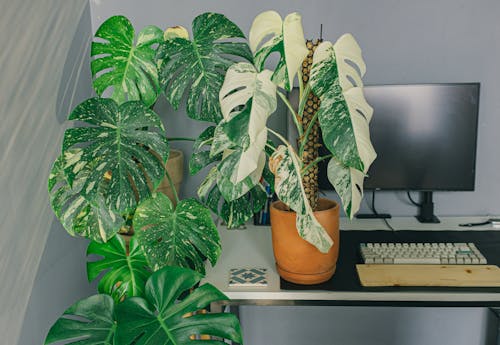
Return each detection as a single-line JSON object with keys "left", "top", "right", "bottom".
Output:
{"left": 44, "top": 294, "right": 116, "bottom": 345}
{"left": 91, "top": 16, "right": 163, "bottom": 107}
{"left": 158, "top": 12, "right": 253, "bottom": 122}
{"left": 309, "top": 35, "right": 376, "bottom": 218}
{"left": 45, "top": 267, "right": 242, "bottom": 345}
{"left": 115, "top": 266, "right": 242, "bottom": 344}
{"left": 87, "top": 235, "right": 151, "bottom": 303}
{"left": 249, "top": 11, "right": 309, "bottom": 91}
{"left": 213, "top": 62, "right": 277, "bottom": 184}
{"left": 269, "top": 145, "right": 332, "bottom": 253}
{"left": 133, "top": 193, "right": 221, "bottom": 274}
{"left": 48, "top": 150, "right": 124, "bottom": 242}
{"left": 63, "top": 98, "right": 169, "bottom": 215}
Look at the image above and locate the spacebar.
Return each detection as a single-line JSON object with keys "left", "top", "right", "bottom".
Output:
{"left": 393, "top": 258, "right": 441, "bottom": 264}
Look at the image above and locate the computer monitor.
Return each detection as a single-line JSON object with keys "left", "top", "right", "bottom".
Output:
{"left": 318, "top": 83, "right": 480, "bottom": 223}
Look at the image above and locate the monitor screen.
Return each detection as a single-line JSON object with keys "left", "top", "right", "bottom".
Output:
{"left": 318, "top": 83, "right": 480, "bottom": 191}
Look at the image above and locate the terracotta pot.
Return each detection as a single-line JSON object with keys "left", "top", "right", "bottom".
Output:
{"left": 270, "top": 198, "right": 340, "bottom": 285}
{"left": 156, "top": 149, "right": 184, "bottom": 206}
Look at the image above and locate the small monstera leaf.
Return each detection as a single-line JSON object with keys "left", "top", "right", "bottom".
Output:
{"left": 199, "top": 168, "right": 267, "bottom": 229}
{"left": 87, "top": 235, "right": 151, "bottom": 303}
{"left": 133, "top": 193, "right": 221, "bottom": 274}
{"left": 158, "top": 12, "right": 253, "bottom": 122}
{"left": 91, "top": 16, "right": 163, "bottom": 107}
{"left": 44, "top": 294, "right": 116, "bottom": 345}
{"left": 213, "top": 62, "right": 277, "bottom": 184}
{"left": 48, "top": 150, "right": 124, "bottom": 242}
{"left": 249, "top": 11, "right": 309, "bottom": 91}
{"left": 309, "top": 35, "right": 376, "bottom": 218}
{"left": 63, "top": 98, "right": 169, "bottom": 214}
{"left": 327, "top": 157, "right": 367, "bottom": 219}
{"left": 115, "top": 266, "right": 242, "bottom": 344}
{"left": 270, "top": 145, "right": 332, "bottom": 253}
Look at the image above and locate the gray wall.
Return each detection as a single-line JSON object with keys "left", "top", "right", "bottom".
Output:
{"left": 87, "top": 1, "right": 500, "bottom": 345}
{"left": 17, "top": 4, "right": 97, "bottom": 345}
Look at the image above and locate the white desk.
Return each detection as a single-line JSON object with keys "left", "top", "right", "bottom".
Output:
{"left": 204, "top": 217, "right": 500, "bottom": 306}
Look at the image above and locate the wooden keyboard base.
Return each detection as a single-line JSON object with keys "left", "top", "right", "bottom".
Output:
{"left": 356, "top": 264, "right": 500, "bottom": 287}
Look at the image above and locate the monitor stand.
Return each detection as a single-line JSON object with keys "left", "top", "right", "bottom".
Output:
{"left": 416, "top": 191, "right": 440, "bottom": 223}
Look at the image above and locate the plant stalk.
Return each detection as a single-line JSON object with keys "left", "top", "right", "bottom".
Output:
{"left": 301, "top": 154, "right": 332, "bottom": 177}
{"left": 277, "top": 91, "right": 303, "bottom": 137}
{"left": 167, "top": 137, "right": 196, "bottom": 142}
{"left": 164, "top": 170, "right": 180, "bottom": 204}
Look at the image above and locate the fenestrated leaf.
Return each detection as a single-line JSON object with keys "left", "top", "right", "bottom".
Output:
{"left": 133, "top": 193, "right": 221, "bottom": 274}
{"left": 48, "top": 150, "right": 124, "bottom": 242}
{"left": 44, "top": 294, "right": 116, "bottom": 345}
{"left": 217, "top": 149, "right": 265, "bottom": 201}
{"left": 86, "top": 235, "right": 151, "bottom": 303}
{"left": 62, "top": 98, "right": 169, "bottom": 214}
{"left": 91, "top": 16, "right": 163, "bottom": 107}
{"left": 158, "top": 12, "right": 253, "bottom": 122}
{"left": 214, "top": 62, "right": 277, "bottom": 183}
{"left": 115, "top": 266, "right": 242, "bottom": 345}
{"left": 327, "top": 157, "right": 366, "bottom": 219}
{"left": 269, "top": 145, "right": 332, "bottom": 253}
{"left": 309, "top": 36, "right": 376, "bottom": 218}
{"left": 249, "top": 11, "right": 308, "bottom": 91}
{"left": 309, "top": 36, "right": 376, "bottom": 172}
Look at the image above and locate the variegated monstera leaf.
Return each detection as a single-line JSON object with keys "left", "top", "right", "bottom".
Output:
{"left": 270, "top": 145, "right": 333, "bottom": 253}
{"left": 213, "top": 62, "right": 277, "bottom": 185}
{"left": 309, "top": 34, "right": 376, "bottom": 218}
{"left": 133, "top": 193, "right": 221, "bottom": 275}
{"left": 62, "top": 98, "right": 169, "bottom": 215}
{"left": 91, "top": 16, "right": 163, "bottom": 107}
{"left": 157, "top": 12, "right": 253, "bottom": 123}
{"left": 48, "top": 150, "right": 124, "bottom": 242}
{"left": 249, "top": 11, "right": 309, "bottom": 91}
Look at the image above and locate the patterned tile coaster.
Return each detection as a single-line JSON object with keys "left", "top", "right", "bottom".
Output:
{"left": 229, "top": 268, "right": 268, "bottom": 287}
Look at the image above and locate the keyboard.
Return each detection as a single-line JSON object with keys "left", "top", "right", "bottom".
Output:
{"left": 359, "top": 242, "right": 487, "bottom": 265}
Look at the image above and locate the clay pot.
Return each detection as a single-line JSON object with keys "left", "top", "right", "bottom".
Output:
{"left": 156, "top": 149, "right": 184, "bottom": 206}
{"left": 270, "top": 198, "right": 340, "bottom": 285}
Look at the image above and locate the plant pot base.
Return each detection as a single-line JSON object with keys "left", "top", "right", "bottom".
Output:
{"left": 276, "top": 263, "right": 336, "bottom": 285}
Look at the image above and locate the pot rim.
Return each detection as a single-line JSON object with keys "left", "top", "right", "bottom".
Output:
{"left": 271, "top": 198, "right": 339, "bottom": 214}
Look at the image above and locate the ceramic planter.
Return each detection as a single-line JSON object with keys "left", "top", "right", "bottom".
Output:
{"left": 270, "top": 198, "right": 340, "bottom": 284}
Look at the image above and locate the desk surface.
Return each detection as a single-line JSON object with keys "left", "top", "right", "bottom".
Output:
{"left": 203, "top": 217, "right": 500, "bottom": 306}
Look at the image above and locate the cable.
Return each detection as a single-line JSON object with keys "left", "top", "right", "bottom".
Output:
{"left": 369, "top": 190, "right": 395, "bottom": 231}
{"left": 407, "top": 191, "right": 422, "bottom": 207}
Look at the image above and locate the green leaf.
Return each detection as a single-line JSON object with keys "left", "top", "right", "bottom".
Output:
{"left": 115, "top": 266, "right": 242, "bottom": 345}
{"left": 44, "top": 294, "right": 116, "bottom": 345}
{"left": 249, "top": 11, "right": 309, "bottom": 90}
{"left": 213, "top": 62, "right": 277, "bottom": 184}
{"left": 189, "top": 126, "right": 222, "bottom": 175}
{"left": 91, "top": 16, "right": 163, "bottom": 107}
{"left": 216, "top": 148, "right": 265, "bottom": 201}
{"left": 309, "top": 36, "right": 376, "bottom": 218}
{"left": 133, "top": 193, "right": 221, "bottom": 274}
{"left": 309, "top": 36, "right": 376, "bottom": 172}
{"left": 63, "top": 98, "right": 169, "bottom": 214}
{"left": 158, "top": 12, "right": 252, "bottom": 122}
{"left": 48, "top": 150, "right": 124, "bottom": 242}
{"left": 86, "top": 235, "right": 151, "bottom": 303}
{"left": 270, "top": 145, "right": 332, "bottom": 253}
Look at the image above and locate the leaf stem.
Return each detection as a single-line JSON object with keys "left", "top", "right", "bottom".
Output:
{"left": 277, "top": 91, "right": 303, "bottom": 137}
{"left": 267, "top": 128, "right": 291, "bottom": 147}
{"left": 301, "top": 154, "right": 332, "bottom": 176}
{"left": 167, "top": 137, "right": 196, "bottom": 142}
{"left": 299, "top": 109, "right": 320, "bottom": 159}
{"left": 164, "top": 170, "right": 180, "bottom": 204}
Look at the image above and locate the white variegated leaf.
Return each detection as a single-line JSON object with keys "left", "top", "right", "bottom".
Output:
{"left": 270, "top": 145, "right": 332, "bottom": 253}
{"left": 217, "top": 62, "right": 276, "bottom": 183}
{"left": 249, "top": 11, "right": 308, "bottom": 90}
{"left": 327, "top": 157, "right": 366, "bottom": 219}
{"left": 309, "top": 37, "right": 376, "bottom": 218}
